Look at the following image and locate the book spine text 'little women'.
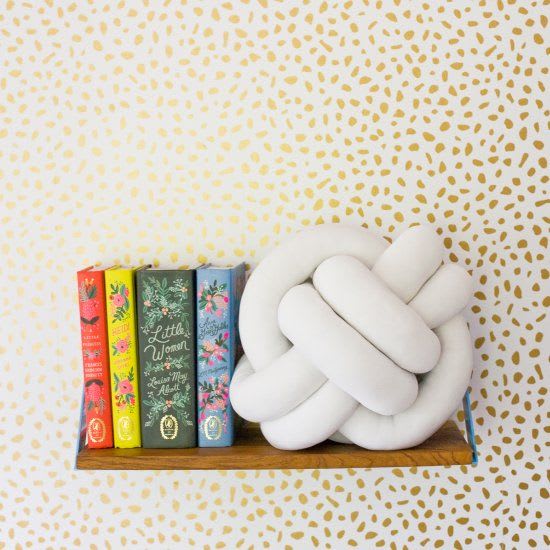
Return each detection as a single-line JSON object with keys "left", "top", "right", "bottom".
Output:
{"left": 137, "top": 270, "right": 197, "bottom": 448}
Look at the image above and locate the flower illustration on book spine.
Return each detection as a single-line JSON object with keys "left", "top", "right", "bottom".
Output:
{"left": 199, "top": 332, "right": 229, "bottom": 366}
{"left": 143, "top": 355, "right": 186, "bottom": 374}
{"left": 108, "top": 282, "right": 130, "bottom": 322}
{"left": 140, "top": 274, "right": 193, "bottom": 436}
{"left": 198, "top": 374, "right": 230, "bottom": 433}
{"left": 111, "top": 336, "right": 130, "bottom": 356}
{"left": 141, "top": 277, "right": 189, "bottom": 333}
{"left": 113, "top": 367, "right": 136, "bottom": 410}
{"left": 197, "top": 280, "right": 229, "bottom": 317}
{"left": 142, "top": 387, "right": 193, "bottom": 428}
{"left": 79, "top": 279, "right": 100, "bottom": 328}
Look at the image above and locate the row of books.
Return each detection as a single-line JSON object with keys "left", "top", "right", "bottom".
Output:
{"left": 77, "top": 263, "right": 246, "bottom": 449}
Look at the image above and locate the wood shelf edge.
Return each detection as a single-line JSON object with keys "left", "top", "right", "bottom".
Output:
{"left": 76, "top": 421, "right": 473, "bottom": 470}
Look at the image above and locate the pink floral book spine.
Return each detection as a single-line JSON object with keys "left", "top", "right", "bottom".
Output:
{"left": 77, "top": 267, "right": 113, "bottom": 449}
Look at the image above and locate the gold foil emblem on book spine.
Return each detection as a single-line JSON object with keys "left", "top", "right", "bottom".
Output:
{"left": 160, "top": 415, "right": 178, "bottom": 440}
{"left": 88, "top": 418, "right": 106, "bottom": 443}
{"left": 203, "top": 415, "right": 222, "bottom": 440}
{"left": 117, "top": 416, "right": 133, "bottom": 441}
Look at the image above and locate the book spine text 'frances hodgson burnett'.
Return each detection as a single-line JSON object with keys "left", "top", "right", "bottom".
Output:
{"left": 77, "top": 267, "right": 113, "bottom": 448}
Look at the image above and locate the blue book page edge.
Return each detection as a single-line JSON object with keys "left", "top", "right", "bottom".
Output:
{"left": 462, "top": 390, "right": 478, "bottom": 465}
{"left": 74, "top": 386, "right": 86, "bottom": 470}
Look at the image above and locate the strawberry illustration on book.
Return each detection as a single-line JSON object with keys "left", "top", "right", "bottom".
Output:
{"left": 84, "top": 379, "right": 107, "bottom": 415}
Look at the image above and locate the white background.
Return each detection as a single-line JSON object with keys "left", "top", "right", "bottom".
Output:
{"left": 0, "top": 1, "right": 547, "bottom": 547}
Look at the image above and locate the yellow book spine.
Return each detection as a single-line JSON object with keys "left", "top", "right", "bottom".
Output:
{"left": 105, "top": 268, "right": 141, "bottom": 448}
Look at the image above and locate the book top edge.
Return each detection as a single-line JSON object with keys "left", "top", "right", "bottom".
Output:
{"left": 105, "top": 264, "right": 151, "bottom": 272}
{"left": 77, "top": 265, "right": 116, "bottom": 273}
{"left": 79, "top": 263, "right": 245, "bottom": 273}
{"left": 197, "top": 262, "right": 246, "bottom": 271}
{"left": 140, "top": 268, "right": 193, "bottom": 272}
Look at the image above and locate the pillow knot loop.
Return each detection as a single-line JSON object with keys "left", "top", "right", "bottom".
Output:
{"left": 230, "top": 224, "right": 473, "bottom": 450}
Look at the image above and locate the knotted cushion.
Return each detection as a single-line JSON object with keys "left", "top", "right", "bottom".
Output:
{"left": 230, "top": 224, "right": 473, "bottom": 450}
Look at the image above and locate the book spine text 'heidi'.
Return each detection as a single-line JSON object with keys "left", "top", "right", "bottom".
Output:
{"left": 77, "top": 268, "right": 113, "bottom": 448}
{"left": 105, "top": 267, "right": 145, "bottom": 448}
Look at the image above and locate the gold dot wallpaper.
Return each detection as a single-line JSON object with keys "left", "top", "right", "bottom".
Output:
{"left": 0, "top": 0, "right": 548, "bottom": 548}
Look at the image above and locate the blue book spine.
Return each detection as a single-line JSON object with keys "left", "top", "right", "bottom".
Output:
{"left": 196, "top": 264, "right": 245, "bottom": 446}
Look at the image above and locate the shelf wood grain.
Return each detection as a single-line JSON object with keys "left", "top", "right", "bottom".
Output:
{"left": 76, "top": 420, "right": 472, "bottom": 470}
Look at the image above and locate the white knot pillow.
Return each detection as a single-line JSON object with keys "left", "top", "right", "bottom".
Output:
{"left": 230, "top": 224, "right": 473, "bottom": 450}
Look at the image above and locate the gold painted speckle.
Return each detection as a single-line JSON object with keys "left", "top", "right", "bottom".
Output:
{"left": 0, "top": 0, "right": 548, "bottom": 548}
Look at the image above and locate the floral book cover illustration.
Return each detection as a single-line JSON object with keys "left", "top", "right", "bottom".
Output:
{"left": 76, "top": 267, "right": 113, "bottom": 449}
{"left": 105, "top": 266, "right": 147, "bottom": 448}
{"left": 136, "top": 269, "right": 197, "bottom": 448}
{"left": 196, "top": 263, "right": 246, "bottom": 447}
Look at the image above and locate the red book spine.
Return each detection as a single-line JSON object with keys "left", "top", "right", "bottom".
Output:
{"left": 77, "top": 268, "right": 113, "bottom": 448}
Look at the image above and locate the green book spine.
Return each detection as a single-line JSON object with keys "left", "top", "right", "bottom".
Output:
{"left": 136, "top": 269, "right": 197, "bottom": 448}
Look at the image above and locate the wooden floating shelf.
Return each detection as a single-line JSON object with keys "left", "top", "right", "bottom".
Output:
{"left": 76, "top": 420, "right": 473, "bottom": 470}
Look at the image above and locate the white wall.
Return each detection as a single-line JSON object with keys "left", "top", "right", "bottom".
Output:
{"left": 0, "top": 1, "right": 546, "bottom": 547}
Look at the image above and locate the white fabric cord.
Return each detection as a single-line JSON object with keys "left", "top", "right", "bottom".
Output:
{"left": 230, "top": 224, "right": 473, "bottom": 450}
